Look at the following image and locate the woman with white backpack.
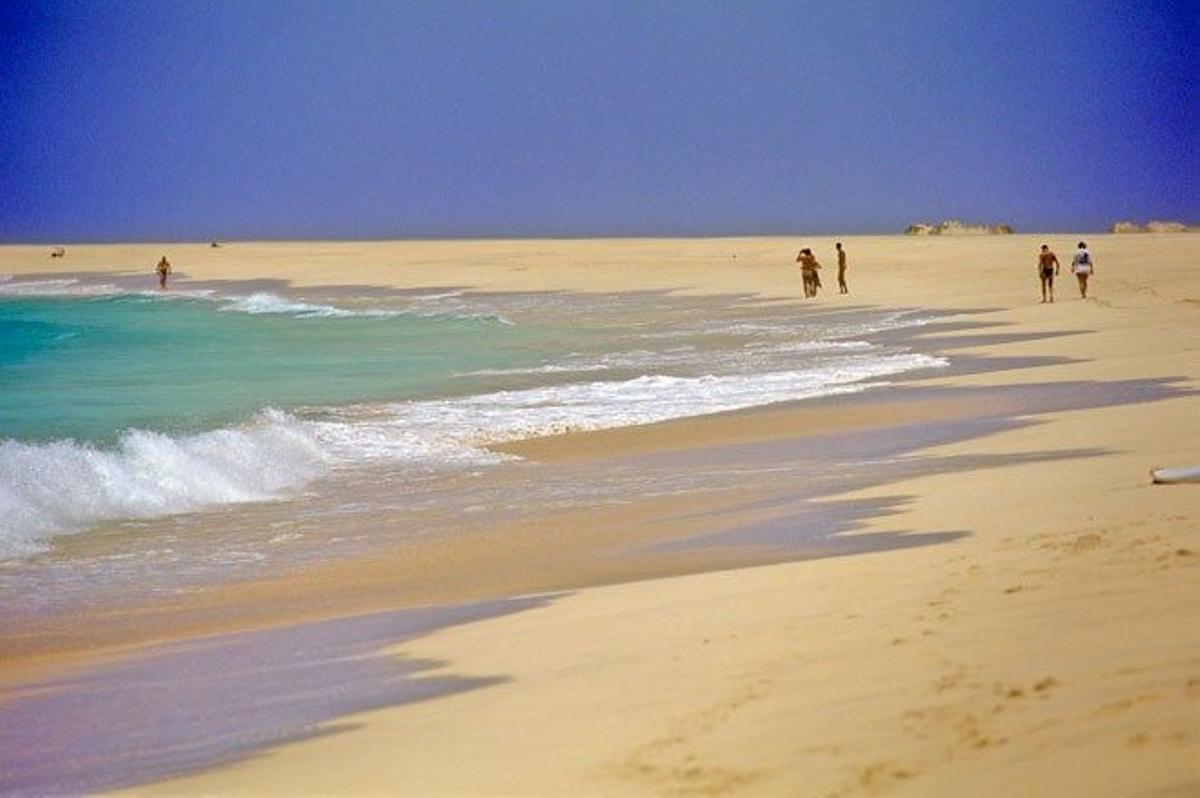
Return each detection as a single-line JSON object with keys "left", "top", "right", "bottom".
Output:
{"left": 1071, "top": 241, "right": 1094, "bottom": 298}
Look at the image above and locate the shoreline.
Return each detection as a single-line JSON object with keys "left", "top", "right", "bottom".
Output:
{"left": 1, "top": 235, "right": 1197, "bottom": 794}
{"left": 8, "top": 327, "right": 1174, "bottom": 672}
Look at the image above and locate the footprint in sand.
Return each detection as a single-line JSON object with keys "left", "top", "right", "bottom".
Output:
{"left": 1093, "top": 692, "right": 1162, "bottom": 717}
{"left": 991, "top": 676, "right": 1057, "bottom": 702}
{"left": 1068, "top": 532, "right": 1108, "bottom": 554}
{"left": 853, "top": 762, "right": 915, "bottom": 793}
{"left": 1127, "top": 731, "right": 1152, "bottom": 748}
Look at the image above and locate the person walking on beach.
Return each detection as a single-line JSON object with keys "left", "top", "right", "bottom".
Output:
{"left": 155, "top": 255, "right": 172, "bottom": 290}
{"left": 835, "top": 242, "right": 849, "bottom": 294}
{"left": 1037, "top": 244, "right": 1060, "bottom": 303}
{"left": 1071, "top": 241, "right": 1094, "bottom": 299}
{"left": 796, "top": 248, "right": 822, "bottom": 298}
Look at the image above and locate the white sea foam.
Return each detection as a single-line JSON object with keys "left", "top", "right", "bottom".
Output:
{"left": 463, "top": 349, "right": 696, "bottom": 376}
{"left": 0, "top": 281, "right": 414, "bottom": 319}
{"left": 0, "top": 278, "right": 122, "bottom": 297}
{"left": 744, "top": 339, "right": 877, "bottom": 354}
{"left": 216, "top": 292, "right": 512, "bottom": 324}
{"left": 217, "top": 292, "right": 403, "bottom": 318}
{"left": 0, "top": 410, "right": 330, "bottom": 558}
{"left": 465, "top": 339, "right": 878, "bottom": 377}
{"left": 378, "top": 352, "right": 946, "bottom": 446}
{"left": 464, "top": 363, "right": 614, "bottom": 377}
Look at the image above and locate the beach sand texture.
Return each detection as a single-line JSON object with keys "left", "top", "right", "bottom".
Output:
{"left": 1, "top": 234, "right": 1198, "bottom": 795}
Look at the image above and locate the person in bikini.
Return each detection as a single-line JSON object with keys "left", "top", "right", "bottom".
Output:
{"left": 1037, "top": 244, "right": 1059, "bottom": 303}
{"left": 155, "top": 255, "right": 172, "bottom": 290}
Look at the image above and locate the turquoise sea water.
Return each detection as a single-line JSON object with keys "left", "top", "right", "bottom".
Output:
{"left": 0, "top": 294, "right": 540, "bottom": 444}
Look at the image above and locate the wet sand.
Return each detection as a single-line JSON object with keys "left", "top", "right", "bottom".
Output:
{"left": 1, "top": 234, "right": 1198, "bottom": 795}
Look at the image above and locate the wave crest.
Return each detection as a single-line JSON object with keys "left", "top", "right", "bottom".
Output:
{"left": 0, "top": 410, "right": 329, "bottom": 557}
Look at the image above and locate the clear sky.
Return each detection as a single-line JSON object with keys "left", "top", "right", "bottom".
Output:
{"left": 1, "top": 0, "right": 1195, "bottom": 241}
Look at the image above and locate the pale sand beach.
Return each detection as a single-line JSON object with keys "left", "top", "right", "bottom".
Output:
{"left": 1, "top": 234, "right": 1198, "bottom": 795}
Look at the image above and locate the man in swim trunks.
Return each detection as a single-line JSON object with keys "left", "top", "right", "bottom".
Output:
{"left": 1037, "top": 244, "right": 1059, "bottom": 303}
{"left": 835, "top": 242, "right": 849, "bottom": 294}
{"left": 156, "top": 255, "right": 172, "bottom": 290}
{"left": 1071, "top": 241, "right": 1094, "bottom": 299}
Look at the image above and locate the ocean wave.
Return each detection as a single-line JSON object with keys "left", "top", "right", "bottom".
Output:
{"left": 744, "top": 339, "right": 877, "bottom": 354}
{"left": 0, "top": 278, "right": 123, "bottom": 297}
{"left": 215, "top": 292, "right": 514, "bottom": 324}
{"left": 463, "top": 363, "right": 614, "bottom": 377}
{"left": 207, "top": 291, "right": 514, "bottom": 324}
{"left": 463, "top": 339, "right": 879, "bottom": 377}
{"left": 0, "top": 281, "right": 508, "bottom": 324}
{"left": 382, "top": 352, "right": 947, "bottom": 444}
{"left": 0, "top": 410, "right": 330, "bottom": 558}
{"left": 216, "top": 292, "right": 405, "bottom": 319}
{"left": 461, "top": 349, "right": 696, "bottom": 376}
{"left": 0, "top": 351, "right": 945, "bottom": 558}
{"left": 632, "top": 312, "right": 935, "bottom": 342}
{"left": 0, "top": 277, "right": 217, "bottom": 301}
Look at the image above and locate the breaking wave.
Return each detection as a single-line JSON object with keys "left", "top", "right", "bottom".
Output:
{"left": 0, "top": 352, "right": 945, "bottom": 557}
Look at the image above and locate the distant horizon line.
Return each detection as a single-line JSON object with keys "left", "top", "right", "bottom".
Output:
{"left": 6, "top": 227, "right": 1192, "bottom": 247}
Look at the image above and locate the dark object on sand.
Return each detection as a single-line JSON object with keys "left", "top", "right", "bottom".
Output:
{"left": 50, "top": 247, "right": 66, "bottom": 258}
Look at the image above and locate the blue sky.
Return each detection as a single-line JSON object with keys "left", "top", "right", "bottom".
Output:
{"left": 1, "top": 0, "right": 1195, "bottom": 241}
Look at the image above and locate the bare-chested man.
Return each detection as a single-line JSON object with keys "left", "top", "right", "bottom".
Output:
{"left": 1037, "top": 244, "right": 1059, "bottom": 303}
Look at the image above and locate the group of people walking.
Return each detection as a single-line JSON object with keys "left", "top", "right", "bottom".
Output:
{"left": 795, "top": 242, "right": 849, "bottom": 298}
{"left": 792, "top": 240, "right": 1097, "bottom": 304}
{"left": 1037, "top": 241, "right": 1095, "bottom": 302}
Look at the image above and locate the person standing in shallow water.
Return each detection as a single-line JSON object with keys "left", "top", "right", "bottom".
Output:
{"left": 1037, "top": 244, "right": 1060, "bottom": 303}
{"left": 795, "top": 248, "right": 822, "bottom": 298}
{"left": 1071, "top": 241, "right": 1094, "bottom": 299}
{"left": 835, "top": 242, "right": 849, "bottom": 294}
{"left": 155, "top": 255, "right": 172, "bottom": 290}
